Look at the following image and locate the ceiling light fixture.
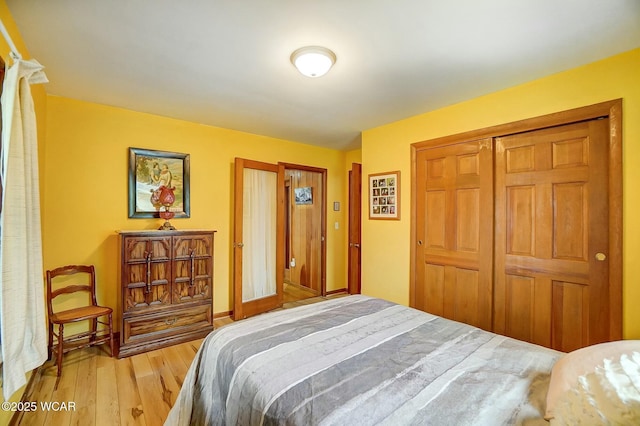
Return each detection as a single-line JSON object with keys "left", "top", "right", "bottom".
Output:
{"left": 290, "top": 46, "right": 336, "bottom": 78}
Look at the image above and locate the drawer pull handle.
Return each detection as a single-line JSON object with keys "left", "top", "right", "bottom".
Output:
{"left": 190, "top": 249, "right": 196, "bottom": 287}
{"left": 145, "top": 251, "right": 152, "bottom": 294}
{"left": 164, "top": 317, "right": 177, "bottom": 326}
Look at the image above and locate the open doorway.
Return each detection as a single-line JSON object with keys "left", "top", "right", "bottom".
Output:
{"left": 282, "top": 164, "right": 327, "bottom": 304}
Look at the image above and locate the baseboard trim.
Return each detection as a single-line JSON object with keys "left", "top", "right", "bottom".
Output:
{"left": 214, "top": 310, "right": 232, "bottom": 319}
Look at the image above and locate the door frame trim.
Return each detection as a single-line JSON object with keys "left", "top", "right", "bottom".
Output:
{"left": 348, "top": 163, "right": 362, "bottom": 294}
{"left": 410, "top": 99, "right": 622, "bottom": 340}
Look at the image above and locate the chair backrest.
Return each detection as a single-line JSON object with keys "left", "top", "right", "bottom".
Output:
{"left": 45, "top": 265, "right": 98, "bottom": 316}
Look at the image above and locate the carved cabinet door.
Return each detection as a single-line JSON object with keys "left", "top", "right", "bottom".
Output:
{"left": 122, "top": 235, "right": 172, "bottom": 311}
{"left": 172, "top": 233, "right": 213, "bottom": 304}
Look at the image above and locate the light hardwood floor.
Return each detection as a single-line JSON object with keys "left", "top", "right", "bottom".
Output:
{"left": 14, "top": 293, "right": 345, "bottom": 426}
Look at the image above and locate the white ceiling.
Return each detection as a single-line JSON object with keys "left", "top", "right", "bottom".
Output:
{"left": 6, "top": 1, "right": 640, "bottom": 151}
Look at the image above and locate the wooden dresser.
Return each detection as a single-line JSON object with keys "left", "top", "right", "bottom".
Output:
{"left": 117, "top": 229, "right": 215, "bottom": 358}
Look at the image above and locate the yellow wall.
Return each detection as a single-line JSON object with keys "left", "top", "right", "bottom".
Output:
{"left": 361, "top": 48, "right": 640, "bottom": 339}
{"left": 43, "top": 97, "right": 348, "bottom": 323}
{"left": 345, "top": 149, "right": 362, "bottom": 167}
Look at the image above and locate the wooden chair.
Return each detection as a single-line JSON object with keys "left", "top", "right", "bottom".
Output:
{"left": 46, "top": 265, "right": 114, "bottom": 382}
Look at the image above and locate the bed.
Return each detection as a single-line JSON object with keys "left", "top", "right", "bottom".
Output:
{"left": 166, "top": 295, "right": 568, "bottom": 425}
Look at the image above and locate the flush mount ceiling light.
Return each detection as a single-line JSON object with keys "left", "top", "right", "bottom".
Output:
{"left": 290, "top": 46, "right": 336, "bottom": 78}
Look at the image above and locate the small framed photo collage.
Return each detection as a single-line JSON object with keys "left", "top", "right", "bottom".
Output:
{"left": 368, "top": 171, "right": 400, "bottom": 220}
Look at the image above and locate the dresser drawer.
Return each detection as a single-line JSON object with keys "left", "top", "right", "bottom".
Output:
{"left": 122, "top": 304, "right": 212, "bottom": 346}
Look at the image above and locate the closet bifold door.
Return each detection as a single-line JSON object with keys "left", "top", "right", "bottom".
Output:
{"left": 493, "top": 119, "right": 610, "bottom": 352}
{"left": 413, "top": 138, "right": 494, "bottom": 331}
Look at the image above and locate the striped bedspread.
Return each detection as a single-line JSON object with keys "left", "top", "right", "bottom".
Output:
{"left": 166, "top": 295, "right": 560, "bottom": 425}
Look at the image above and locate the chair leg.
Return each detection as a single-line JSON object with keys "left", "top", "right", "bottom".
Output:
{"left": 56, "top": 324, "right": 64, "bottom": 377}
{"left": 48, "top": 322, "right": 53, "bottom": 361}
{"left": 90, "top": 318, "right": 97, "bottom": 344}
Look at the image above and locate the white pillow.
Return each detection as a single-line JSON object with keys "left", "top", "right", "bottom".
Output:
{"left": 545, "top": 340, "right": 640, "bottom": 420}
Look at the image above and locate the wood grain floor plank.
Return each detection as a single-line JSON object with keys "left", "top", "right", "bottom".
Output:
{"left": 214, "top": 316, "right": 234, "bottom": 328}
{"left": 134, "top": 374, "right": 169, "bottom": 425}
{"left": 46, "top": 349, "right": 82, "bottom": 426}
{"left": 115, "top": 357, "right": 147, "bottom": 426}
{"left": 95, "top": 351, "right": 121, "bottom": 426}
{"left": 70, "top": 346, "right": 98, "bottom": 426}
{"left": 20, "top": 362, "right": 57, "bottom": 426}
{"left": 148, "top": 353, "right": 182, "bottom": 410}
{"left": 159, "top": 345, "right": 190, "bottom": 389}
{"left": 171, "top": 339, "right": 204, "bottom": 379}
{"left": 130, "top": 352, "right": 155, "bottom": 378}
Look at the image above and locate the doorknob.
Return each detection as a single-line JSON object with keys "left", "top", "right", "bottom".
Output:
{"left": 350, "top": 243, "right": 360, "bottom": 248}
{"left": 595, "top": 252, "right": 606, "bottom": 261}
{"left": 234, "top": 242, "right": 244, "bottom": 248}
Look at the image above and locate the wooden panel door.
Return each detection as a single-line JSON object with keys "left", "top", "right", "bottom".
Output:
{"left": 172, "top": 232, "right": 214, "bottom": 304}
{"left": 233, "top": 158, "right": 285, "bottom": 320}
{"left": 494, "top": 119, "right": 610, "bottom": 352}
{"left": 285, "top": 168, "right": 324, "bottom": 293}
{"left": 348, "top": 163, "right": 362, "bottom": 294}
{"left": 414, "top": 139, "right": 494, "bottom": 330}
{"left": 121, "top": 235, "right": 172, "bottom": 311}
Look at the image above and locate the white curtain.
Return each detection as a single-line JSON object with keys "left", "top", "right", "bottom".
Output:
{"left": 242, "top": 168, "right": 277, "bottom": 302}
{"left": 0, "top": 58, "right": 48, "bottom": 400}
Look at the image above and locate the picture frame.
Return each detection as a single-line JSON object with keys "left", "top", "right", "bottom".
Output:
{"left": 294, "top": 186, "right": 313, "bottom": 205}
{"left": 368, "top": 171, "right": 400, "bottom": 220}
{"left": 128, "top": 147, "right": 190, "bottom": 218}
